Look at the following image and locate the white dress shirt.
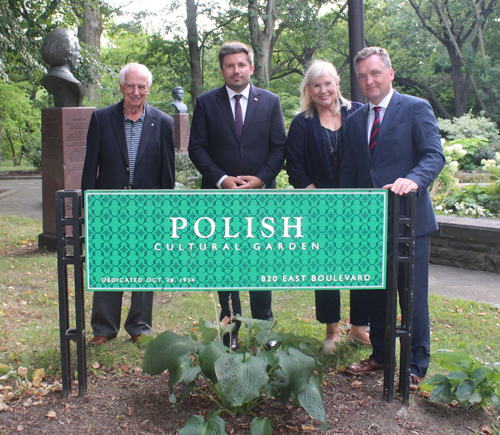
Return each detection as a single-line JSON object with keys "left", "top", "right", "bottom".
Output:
{"left": 366, "top": 88, "right": 394, "bottom": 144}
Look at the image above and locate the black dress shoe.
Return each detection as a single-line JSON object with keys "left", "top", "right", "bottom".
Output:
{"left": 265, "top": 340, "right": 278, "bottom": 350}
{"left": 223, "top": 332, "right": 239, "bottom": 350}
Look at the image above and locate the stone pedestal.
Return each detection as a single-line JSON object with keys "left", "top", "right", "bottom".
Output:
{"left": 38, "top": 107, "right": 95, "bottom": 251}
{"left": 173, "top": 112, "right": 190, "bottom": 152}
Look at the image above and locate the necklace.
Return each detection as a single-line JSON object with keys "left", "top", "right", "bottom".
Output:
{"left": 323, "top": 126, "right": 338, "bottom": 155}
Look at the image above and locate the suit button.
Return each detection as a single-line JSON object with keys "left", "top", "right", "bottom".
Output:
{"left": 370, "top": 169, "right": 375, "bottom": 174}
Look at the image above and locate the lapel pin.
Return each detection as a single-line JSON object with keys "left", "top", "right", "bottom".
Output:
{"left": 152, "top": 123, "right": 154, "bottom": 126}
{"left": 254, "top": 98, "right": 258, "bottom": 101}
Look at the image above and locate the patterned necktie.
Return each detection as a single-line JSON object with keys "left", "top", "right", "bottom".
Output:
{"left": 234, "top": 94, "right": 243, "bottom": 138}
{"left": 369, "top": 106, "right": 381, "bottom": 159}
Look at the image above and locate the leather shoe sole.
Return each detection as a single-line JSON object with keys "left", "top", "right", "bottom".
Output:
{"left": 344, "top": 358, "right": 384, "bottom": 375}
{"left": 89, "top": 336, "right": 108, "bottom": 346}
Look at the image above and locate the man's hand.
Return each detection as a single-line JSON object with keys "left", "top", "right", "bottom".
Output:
{"left": 382, "top": 178, "right": 418, "bottom": 195}
{"left": 234, "top": 175, "right": 264, "bottom": 189}
{"left": 221, "top": 176, "right": 247, "bottom": 189}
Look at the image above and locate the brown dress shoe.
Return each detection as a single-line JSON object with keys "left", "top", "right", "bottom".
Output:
{"left": 133, "top": 334, "right": 142, "bottom": 344}
{"left": 344, "top": 357, "right": 384, "bottom": 375}
{"left": 409, "top": 374, "right": 423, "bottom": 392}
{"left": 90, "top": 336, "right": 108, "bottom": 346}
{"left": 395, "top": 373, "right": 424, "bottom": 393}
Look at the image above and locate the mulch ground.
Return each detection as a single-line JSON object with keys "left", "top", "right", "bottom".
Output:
{"left": 1, "top": 369, "right": 497, "bottom": 434}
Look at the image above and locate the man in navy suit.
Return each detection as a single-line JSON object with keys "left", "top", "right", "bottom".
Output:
{"left": 340, "top": 47, "right": 445, "bottom": 390}
{"left": 82, "top": 62, "right": 175, "bottom": 346}
{"left": 188, "top": 41, "right": 286, "bottom": 349}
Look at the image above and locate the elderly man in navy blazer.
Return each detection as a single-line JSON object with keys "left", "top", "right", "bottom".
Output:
{"left": 82, "top": 62, "right": 175, "bottom": 346}
{"left": 340, "top": 47, "right": 445, "bottom": 391}
{"left": 189, "top": 41, "right": 286, "bottom": 350}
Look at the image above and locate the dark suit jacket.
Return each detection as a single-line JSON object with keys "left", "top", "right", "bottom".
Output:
{"left": 81, "top": 100, "right": 175, "bottom": 191}
{"left": 188, "top": 84, "right": 286, "bottom": 189}
{"left": 286, "top": 102, "right": 363, "bottom": 188}
{"left": 340, "top": 91, "right": 445, "bottom": 236}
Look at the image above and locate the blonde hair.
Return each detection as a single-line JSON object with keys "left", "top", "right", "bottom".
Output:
{"left": 299, "top": 60, "right": 352, "bottom": 118}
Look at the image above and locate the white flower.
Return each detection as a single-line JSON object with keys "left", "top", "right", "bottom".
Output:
{"left": 449, "top": 161, "right": 459, "bottom": 172}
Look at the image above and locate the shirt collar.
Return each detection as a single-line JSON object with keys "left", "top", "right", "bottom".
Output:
{"left": 369, "top": 88, "right": 394, "bottom": 110}
{"left": 124, "top": 104, "right": 146, "bottom": 122}
{"left": 226, "top": 84, "right": 251, "bottom": 100}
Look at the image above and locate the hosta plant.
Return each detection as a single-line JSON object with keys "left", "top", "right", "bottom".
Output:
{"left": 142, "top": 316, "right": 327, "bottom": 434}
{"left": 420, "top": 350, "right": 500, "bottom": 411}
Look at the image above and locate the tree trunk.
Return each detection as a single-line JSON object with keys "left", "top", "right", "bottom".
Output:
{"left": 445, "top": 41, "right": 470, "bottom": 117}
{"left": 77, "top": 0, "right": 103, "bottom": 103}
{"left": 248, "top": 0, "right": 277, "bottom": 88}
{"left": 185, "top": 0, "right": 203, "bottom": 107}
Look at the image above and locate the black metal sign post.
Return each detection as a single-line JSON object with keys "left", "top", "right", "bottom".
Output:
{"left": 384, "top": 192, "right": 416, "bottom": 404}
{"left": 56, "top": 189, "right": 415, "bottom": 402}
{"left": 56, "top": 190, "right": 87, "bottom": 397}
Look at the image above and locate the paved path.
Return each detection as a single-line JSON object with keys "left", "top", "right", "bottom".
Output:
{"left": 1, "top": 177, "right": 499, "bottom": 307}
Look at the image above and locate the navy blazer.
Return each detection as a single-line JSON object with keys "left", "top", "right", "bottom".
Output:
{"left": 188, "top": 84, "right": 286, "bottom": 189}
{"left": 81, "top": 101, "right": 175, "bottom": 191}
{"left": 286, "top": 102, "right": 363, "bottom": 188}
{"left": 340, "top": 91, "right": 445, "bottom": 236}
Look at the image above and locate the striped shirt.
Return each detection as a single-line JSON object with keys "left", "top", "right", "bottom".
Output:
{"left": 124, "top": 108, "right": 145, "bottom": 187}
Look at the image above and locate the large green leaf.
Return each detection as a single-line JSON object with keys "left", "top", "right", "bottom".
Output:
{"left": 298, "top": 376, "right": 327, "bottom": 434}
{"left": 215, "top": 353, "right": 268, "bottom": 407}
{"left": 430, "top": 381, "right": 454, "bottom": 404}
{"left": 276, "top": 348, "right": 315, "bottom": 394}
{"left": 199, "top": 341, "right": 227, "bottom": 384}
{"left": 470, "top": 366, "right": 491, "bottom": 383}
{"left": 198, "top": 318, "right": 220, "bottom": 343}
{"left": 456, "top": 379, "right": 476, "bottom": 402}
{"left": 484, "top": 391, "right": 500, "bottom": 412}
{"left": 267, "top": 368, "right": 291, "bottom": 403}
{"left": 256, "top": 329, "right": 282, "bottom": 346}
{"left": 420, "top": 374, "right": 448, "bottom": 392}
{"left": 250, "top": 416, "right": 273, "bottom": 435}
{"left": 142, "top": 331, "right": 199, "bottom": 375}
{"left": 280, "top": 332, "right": 322, "bottom": 348}
{"left": 447, "top": 371, "right": 468, "bottom": 381}
{"left": 236, "top": 316, "right": 273, "bottom": 331}
{"left": 179, "top": 414, "right": 226, "bottom": 435}
{"left": 167, "top": 354, "right": 201, "bottom": 391}
{"left": 432, "top": 351, "right": 473, "bottom": 373}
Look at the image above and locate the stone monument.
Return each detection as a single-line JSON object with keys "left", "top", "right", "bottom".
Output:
{"left": 171, "top": 86, "right": 189, "bottom": 151}
{"left": 39, "top": 28, "right": 94, "bottom": 250}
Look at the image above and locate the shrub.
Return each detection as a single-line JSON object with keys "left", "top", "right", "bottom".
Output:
{"left": 420, "top": 350, "right": 500, "bottom": 412}
{"left": 142, "top": 316, "right": 327, "bottom": 434}
{"left": 175, "top": 151, "right": 200, "bottom": 188}
{"left": 438, "top": 112, "right": 500, "bottom": 143}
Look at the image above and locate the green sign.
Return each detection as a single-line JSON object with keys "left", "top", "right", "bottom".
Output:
{"left": 84, "top": 190, "right": 387, "bottom": 291}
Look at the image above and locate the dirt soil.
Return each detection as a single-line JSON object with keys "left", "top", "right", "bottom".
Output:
{"left": 1, "top": 369, "right": 497, "bottom": 435}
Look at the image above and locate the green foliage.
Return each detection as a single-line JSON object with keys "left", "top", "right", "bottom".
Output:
{"left": 275, "top": 170, "right": 292, "bottom": 189}
{"left": 176, "top": 151, "right": 200, "bottom": 188}
{"left": 142, "top": 316, "right": 327, "bottom": 434}
{"left": 445, "top": 138, "right": 489, "bottom": 171}
{"left": 420, "top": 351, "right": 500, "bottom": 412}
{"left": 438, "top": 113, "right": 500, "bottom": 143}
{"left": 0, "top": 81, "right": 41, "bottom": 166}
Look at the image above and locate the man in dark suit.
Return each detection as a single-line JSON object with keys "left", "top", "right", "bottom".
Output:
{"left": 81, "top": 62, "right": 175, "bottom": 346}
{"left": 340, "top": 47, "right": 445, "bottom": 390}
{"left": 188, "top": 41, "right": 286, "bottom": 349}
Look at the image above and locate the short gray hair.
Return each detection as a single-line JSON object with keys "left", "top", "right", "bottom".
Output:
{"left": 354, "top": 47, "right": 392, "bottom": 74}
{"left": 218, "top": 41, "right": 254, "bottom": 69}
{"left": 118, "top": 63, "right": 153, "bottom": 88}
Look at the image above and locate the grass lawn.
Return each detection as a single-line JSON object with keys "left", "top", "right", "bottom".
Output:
{"left": 0, "top": 160, "right": 36, "bottom": 173}
{"left": 1, "top": 213, "right": 499, "bottom": 381}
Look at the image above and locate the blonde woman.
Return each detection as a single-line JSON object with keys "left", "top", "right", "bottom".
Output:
{"left": 286, "top": 60, "right": 369, "bottom": 352}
